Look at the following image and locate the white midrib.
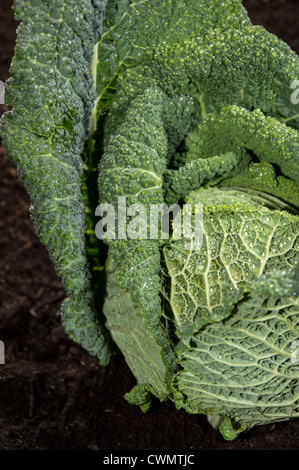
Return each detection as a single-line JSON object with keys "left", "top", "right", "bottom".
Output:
{"left": 91, "top": 41, "right": 99, "bottom": 135}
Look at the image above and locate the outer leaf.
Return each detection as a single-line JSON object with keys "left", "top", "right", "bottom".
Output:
{"left": 163, "top": 188, "right": 299, "bottom": 343}
{"left": 147, "top": 26, "right": 299, "bottom": 130}
{"left": 104, "top": 257, "right": 170, "bottom": 403}
{"left": 183, "top": 106, "right": 299, "bottom": 185}
{"left": 166, "top": 105, "right": 299, "bottom": 208}
{"left": 98, "top": 86, "right": 177, "bottom": 393}
{"left": 0, "top": 0, "right": 110, "bottom": 364}
{"left": 172, "top": 266, "right": 299, "bottom": 439}
{"left": 93, "top": 0, "right": 250, "bottom": 120}
{"left": 109, "top": 26, "right": 299, "bottom": 172}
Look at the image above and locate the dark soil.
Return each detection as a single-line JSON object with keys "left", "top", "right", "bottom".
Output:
{"left": 0, "top": 0, "right": 298, "bottom": 451}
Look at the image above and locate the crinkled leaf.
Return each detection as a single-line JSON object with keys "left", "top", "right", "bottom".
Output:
{"left": 94, "top": 0, "right": 250, "bottom": 118}
{"left": 0, "top": 0, "right": 110, "bottom": 364}
{"left": 172, "top": 266, "right": 299, "bottom": 440}
{"left": 163, "top": 188, "right": 299, "bottom": 343}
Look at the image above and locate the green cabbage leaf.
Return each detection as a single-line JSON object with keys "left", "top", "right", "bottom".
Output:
{"left": 1, "top": 0, "right": 299, "bottom": 440}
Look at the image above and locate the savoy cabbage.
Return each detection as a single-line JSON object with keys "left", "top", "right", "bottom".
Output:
{"left": 1, "top": 0, "right": 299, "bottom": 440}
